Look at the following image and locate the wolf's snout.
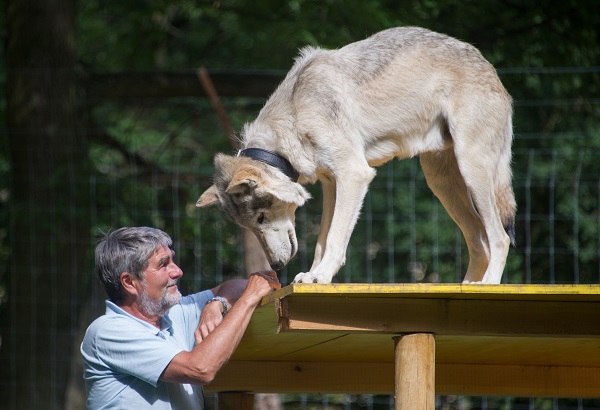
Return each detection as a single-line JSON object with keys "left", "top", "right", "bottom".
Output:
{"left": 270, "top": 260, "right": 285, "bottom": 271}
{"left": 289, "top": 231, "right": 297, "bottom": 257}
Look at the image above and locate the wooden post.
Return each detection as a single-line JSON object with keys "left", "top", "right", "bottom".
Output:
{"left": 242, "top": 228, "right": 282, "bottom": 410}
{"left": 393, "top": 333, "right": 435, "bottom": 410}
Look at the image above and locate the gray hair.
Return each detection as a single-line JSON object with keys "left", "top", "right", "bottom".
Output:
{"left": 95, "top": 227, "right": 173, "bottom": 303}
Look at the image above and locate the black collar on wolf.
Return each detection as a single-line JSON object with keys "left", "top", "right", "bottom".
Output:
{"left": 238, "top": 148, "right": 300, "bottom": 182}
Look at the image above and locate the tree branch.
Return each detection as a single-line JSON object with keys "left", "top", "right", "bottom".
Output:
{"left": 86, "top": 69, "right": 285, "bottom": 102}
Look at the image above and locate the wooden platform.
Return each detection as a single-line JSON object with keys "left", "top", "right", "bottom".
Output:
{"left": 206, "top": 283, "right": 600, "bottom": 400}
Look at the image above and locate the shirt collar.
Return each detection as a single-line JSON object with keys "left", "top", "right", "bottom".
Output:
{"left": 105, "top": 300, "right": 174, "bottom": 335}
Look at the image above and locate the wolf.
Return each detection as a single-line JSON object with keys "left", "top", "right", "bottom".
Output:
{"left": 197, "top": 26, "right": 516, "bottom": 284}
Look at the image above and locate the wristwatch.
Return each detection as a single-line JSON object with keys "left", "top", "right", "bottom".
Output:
{"left": 205, "top": 296, "right": 228, "bottom": 316}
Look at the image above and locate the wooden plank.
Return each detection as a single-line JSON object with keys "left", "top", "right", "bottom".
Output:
{"left": 394, "top": 334, "right": 435, "bottom": 409}
{"left": 435, "top": 336, "right": 600, "bottom": 367}
{"left": 232, "top": 302, "right": 351, "bottom": 361}
{"left": 278, "top": 295, "right": 600, "bottom": 337}
{"left": 206, "top": 361, "right": 600, "bottom": 398}
{"left": 206, "top": 284, "right": 600, "bottom": 399}
{"left": 231, "top": 332, "right": 600, "bottom": 368}
{"left": 436, "top": 364, "right": 600, "bottom": 398}
{"left": 206, "top": 361, "right": 394, "bottom": 394}
{"left": 218, "top": 392, "right": 255, "bottom": 410}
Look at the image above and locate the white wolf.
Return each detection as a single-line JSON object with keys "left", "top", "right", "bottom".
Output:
{"left": 197, "top": 26, "right": 516, "bottom": 284}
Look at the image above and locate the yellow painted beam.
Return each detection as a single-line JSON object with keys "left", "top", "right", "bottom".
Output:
{"left": 264, "top": 283, "right": 600, "bottom": 303}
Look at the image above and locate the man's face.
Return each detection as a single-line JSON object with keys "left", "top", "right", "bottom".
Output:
{"left": 138, "top": 245, "right": 183, "bottom": 317}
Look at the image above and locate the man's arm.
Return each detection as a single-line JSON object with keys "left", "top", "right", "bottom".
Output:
{"left": 160, "top": 271, "right": 280, "bottom": 385}
{"left": 196, "top": 278, "right": 249, "bottom": 342}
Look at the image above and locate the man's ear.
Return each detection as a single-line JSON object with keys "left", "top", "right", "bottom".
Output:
{"left": 120, "top": 272, "right": 139, "bottom": 297}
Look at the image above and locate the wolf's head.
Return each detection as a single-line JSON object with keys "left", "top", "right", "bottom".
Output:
{"left": 196, "top": 153, "right": 311, "bottom": 271}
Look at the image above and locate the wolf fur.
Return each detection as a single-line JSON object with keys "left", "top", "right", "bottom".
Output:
{"left": 197, "top": 26, "right": 516, "bottom": 284}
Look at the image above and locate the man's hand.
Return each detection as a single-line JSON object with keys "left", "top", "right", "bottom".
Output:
{"left": 247, "top": 270, "right": 281, "bottom": 299}
{"left": 195, "top": 300, "right": 225, "bottom": 344}
{"left": 194, "top": 272, "right": 280, "bottom": 344}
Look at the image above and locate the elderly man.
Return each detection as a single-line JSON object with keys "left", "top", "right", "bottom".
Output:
{"left": 81, "top": 227, "right": 280, "bottom": 409}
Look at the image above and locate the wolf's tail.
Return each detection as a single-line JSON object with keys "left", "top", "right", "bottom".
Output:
{"left": 498, "top": 183, "right": 516, "bottom": 246}
{"left": 496, "top": 114, "right": 517, "bottom": 246}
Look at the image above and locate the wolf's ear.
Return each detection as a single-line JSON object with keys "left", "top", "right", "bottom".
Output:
{"left": 226, "top": 178, "right": 257, "bottom": 195}
{"left": 225, "top": 167, "right": 260, "bottom": 195}
{"left": 196, "top": 185, "right": 220, "bottom": 207}
{"left": 264, "top": 182, "right": 311, "bottom": 206}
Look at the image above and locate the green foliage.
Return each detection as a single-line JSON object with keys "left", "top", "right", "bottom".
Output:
{"left": 73, "top": 0, "right": 600, "bottom": 288}
{"left": 6, "top": 0, "right": 598, "bottom": 291}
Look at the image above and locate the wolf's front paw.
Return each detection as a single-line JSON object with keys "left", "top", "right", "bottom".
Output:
{"left": 292, "top": 271, "right": 333, "bottom": 284}
{"left": 292, "top": 271, "right": 316, "bottom": 284}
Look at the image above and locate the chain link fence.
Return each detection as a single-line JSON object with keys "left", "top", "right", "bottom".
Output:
{"left": 2, "top": 67, "right": 599, "bottom": 409}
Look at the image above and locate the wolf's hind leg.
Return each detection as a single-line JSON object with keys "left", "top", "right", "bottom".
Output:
{"left": 451, "top": 139, "right": 511, "bottom": 284}
{"left": 420, "top": 151, "right": 489, "bottom": 283}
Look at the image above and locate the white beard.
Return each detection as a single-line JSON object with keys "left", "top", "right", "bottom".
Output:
{"left": 139, "top": 279, "right": 182, "bottom": 317}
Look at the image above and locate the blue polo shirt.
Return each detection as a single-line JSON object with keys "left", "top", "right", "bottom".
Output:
{"left": 81, "top": 290, "right": 214, "bottom": 409}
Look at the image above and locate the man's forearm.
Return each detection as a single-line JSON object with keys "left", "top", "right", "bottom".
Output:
{"left": 161, "top": 291, "right": 258, "bottom": 385}
{"left": 162, "top": 272, "right": 279, "bottom": 385}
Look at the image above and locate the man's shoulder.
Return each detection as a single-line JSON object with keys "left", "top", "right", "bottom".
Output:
{"left": 86, "top": 312, "right": 132, "bottom": 332}
{"left": 81, "top": 313, "right": 129, "bottom": 359}
{"left": 83, "top": 307, "right": 152, "bottom": 346}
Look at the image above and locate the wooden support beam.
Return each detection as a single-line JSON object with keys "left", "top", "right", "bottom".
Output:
{"left": 394, "top": 334, "right": 435, "bottom": 410}
{"left": 207, "top": 360, "right": 600, "bottom": 397}
{"left": 218, "top": 392, "right": 255, "bottom": 410}
{"left": 277, "top": 294, "right": 600, "bottom": 337}
{"left": 207, "top": 361, "right": 394, "bottom": 394}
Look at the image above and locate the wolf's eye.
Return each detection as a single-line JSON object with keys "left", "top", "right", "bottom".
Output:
{"left": 257, "top": 213, "right": 265, "bottom": 224}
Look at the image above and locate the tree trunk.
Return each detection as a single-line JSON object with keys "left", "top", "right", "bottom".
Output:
{"left": 1, "top": 0, "right": 90, "bottom": 408}
{"left": 242, "top": 231, "right": 282, "bottom": 410}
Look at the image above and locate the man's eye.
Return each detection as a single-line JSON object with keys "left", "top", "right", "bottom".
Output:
{"left": 257, "top": 213, "right": 265, "bottom": 224}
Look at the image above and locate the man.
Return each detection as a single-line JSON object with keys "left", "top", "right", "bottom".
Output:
{"left": 81, "top": 227, "right": 280, "bottom": 409}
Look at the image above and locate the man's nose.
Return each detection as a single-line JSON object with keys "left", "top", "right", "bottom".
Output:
{"left": 169, "top": 263, "right": 183, "bottom": 278}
